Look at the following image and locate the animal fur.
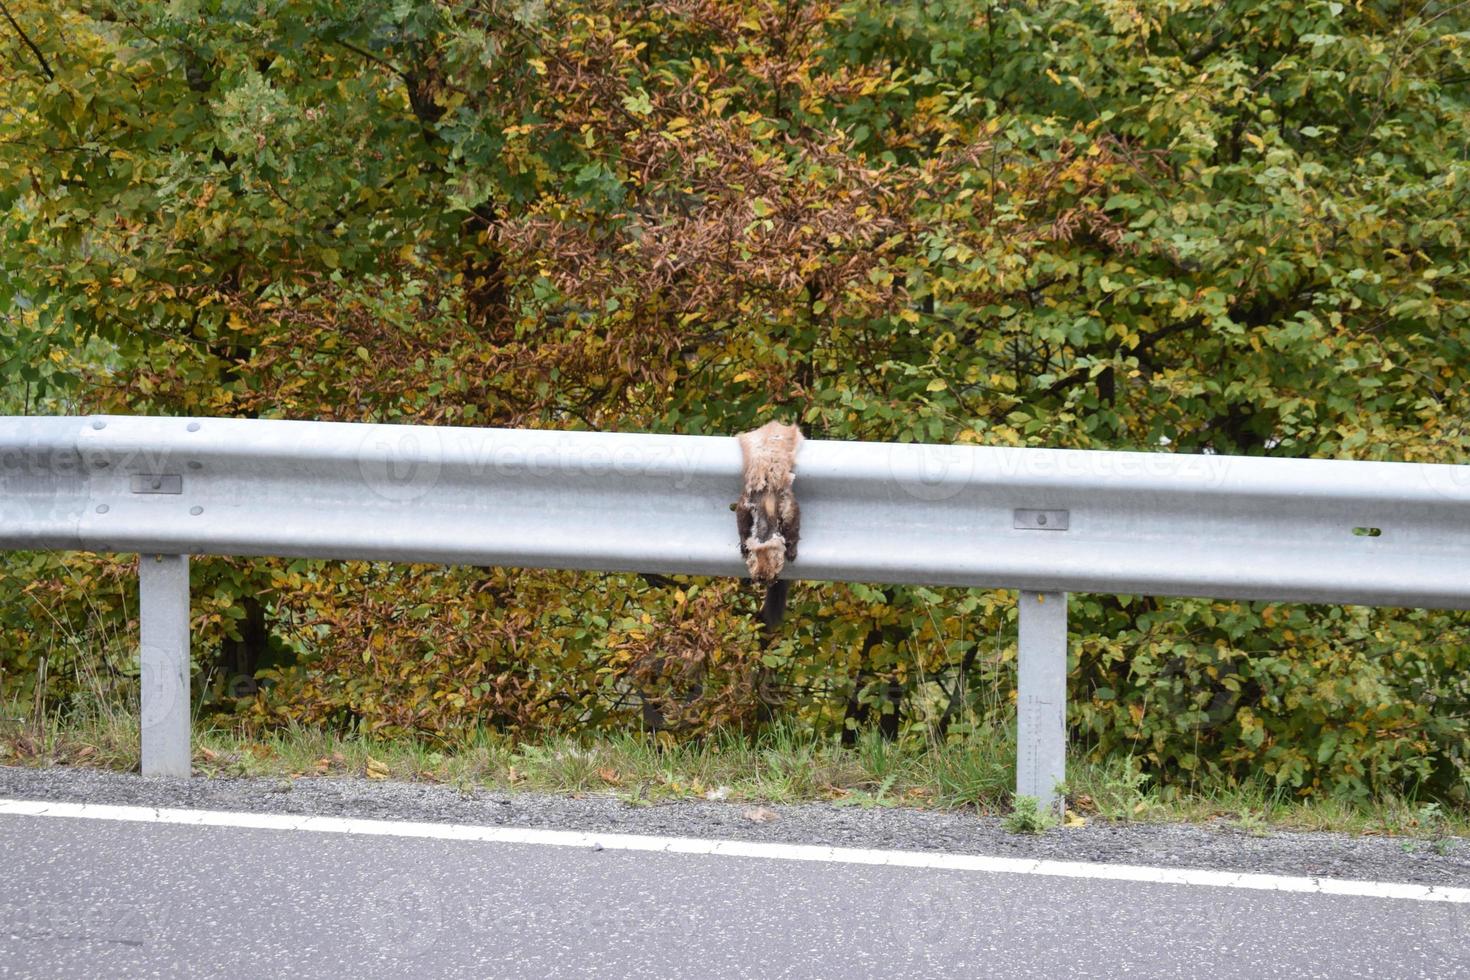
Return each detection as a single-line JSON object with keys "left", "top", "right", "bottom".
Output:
{"left": 736, "top": 421, "right": 803, "bottom": 586}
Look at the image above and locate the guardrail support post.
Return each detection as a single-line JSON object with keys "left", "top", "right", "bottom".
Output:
{"left": 139, "top": 553, "right": 190, "bottom": 777}
{"left": 1017, "top": 590, "right": 1067, "bottom": 812}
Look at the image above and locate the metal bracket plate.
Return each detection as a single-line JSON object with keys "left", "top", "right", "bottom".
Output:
{"left": 130, "top": 474, "right": 183, "bottom": 495}
{"left": 1013, "top": 508, "right": 1069, "bottom": 531}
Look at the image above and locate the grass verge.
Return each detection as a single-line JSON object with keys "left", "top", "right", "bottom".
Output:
{"left": 0, "top": 698, "right": 1465, "bottom": 843}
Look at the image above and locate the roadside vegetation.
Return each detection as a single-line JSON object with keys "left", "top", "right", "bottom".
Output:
{"left": 2, "top": 692, "right": 1464, "bottom": 844}
{"left": 3, "top": 2, "right": 1470, "bottom": 821}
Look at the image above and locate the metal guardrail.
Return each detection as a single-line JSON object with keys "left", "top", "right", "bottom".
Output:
{"left": 4, "top": 415, "right": 1470, "bottom": 804}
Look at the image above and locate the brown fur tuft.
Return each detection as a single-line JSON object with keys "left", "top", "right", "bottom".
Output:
{"left": 735, "top": 421, "right": 803, "bottom": 585}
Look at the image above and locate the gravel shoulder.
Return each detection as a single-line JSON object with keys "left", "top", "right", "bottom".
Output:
{"left": 2, "top": 764, "right": 1466, "bottom": 889}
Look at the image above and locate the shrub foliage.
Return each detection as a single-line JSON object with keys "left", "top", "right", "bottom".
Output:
{"left": 3, "top": 1, "right": 1469, "bottom": 799}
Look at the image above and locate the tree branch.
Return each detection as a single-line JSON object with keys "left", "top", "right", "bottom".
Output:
{"left": 1, "top": 0, "right": 54, "bottom": 80}
{"left": 332, "top": 38, "right": 407, "bottom": 82}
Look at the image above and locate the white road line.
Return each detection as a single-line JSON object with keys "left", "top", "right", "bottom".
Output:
{"left": 2, "top": 797, "right": 1465, "bottom": 904}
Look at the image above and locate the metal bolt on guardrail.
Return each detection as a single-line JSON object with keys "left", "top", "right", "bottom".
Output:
{"left": 5, "top": 415, "right": 1470, "bottom": 806}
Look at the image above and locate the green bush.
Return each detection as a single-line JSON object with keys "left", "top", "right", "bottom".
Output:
{"left": 2, "top": 0, "right": 1469, "bottom": 801}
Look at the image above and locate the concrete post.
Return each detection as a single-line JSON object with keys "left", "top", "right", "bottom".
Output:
{"left": 139, "top": 553, "right": 190, "bottom": 777}
{"left": 1016, "top": 590, "right": 1067, "bottom": 811}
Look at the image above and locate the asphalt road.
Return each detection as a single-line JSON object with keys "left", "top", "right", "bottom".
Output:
{"left": 2, "top": 806, "right": 1467, "bottom": 979}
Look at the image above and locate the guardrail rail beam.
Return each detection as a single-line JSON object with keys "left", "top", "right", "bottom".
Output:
{"left": 6, "top": 414, "right": 1470, "bottom": 795}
